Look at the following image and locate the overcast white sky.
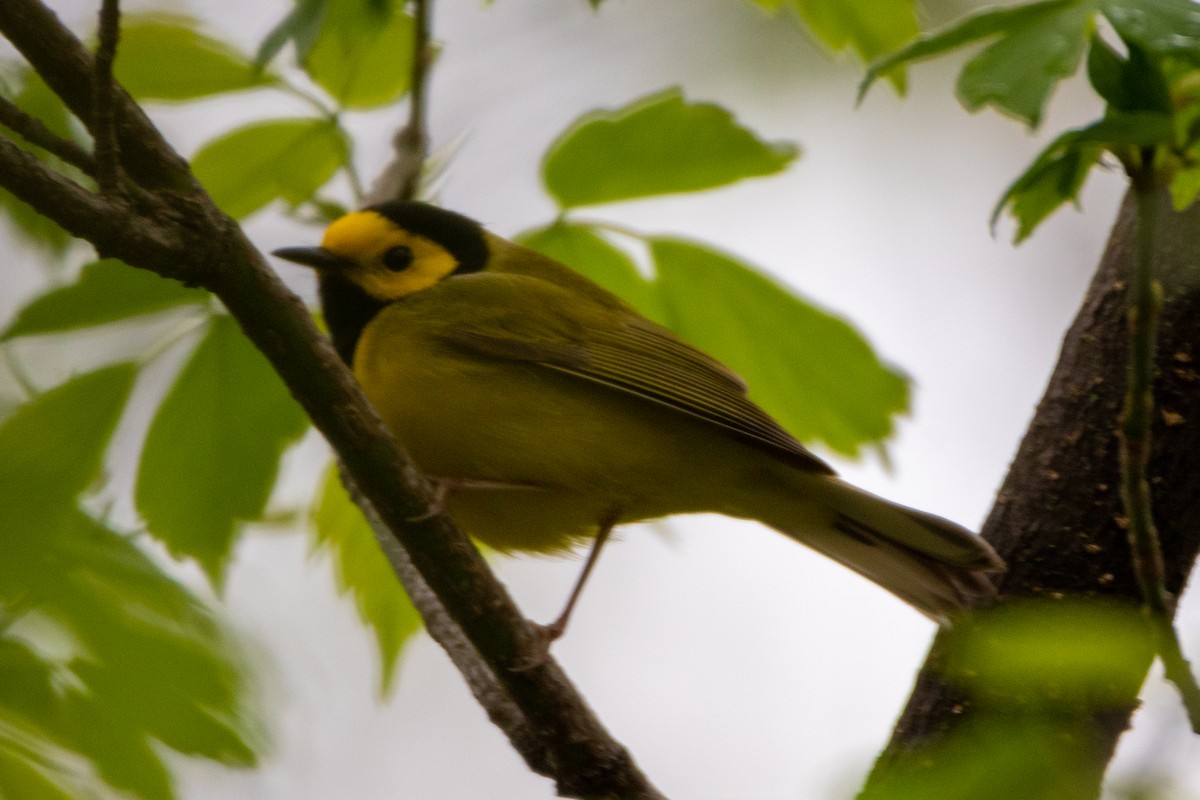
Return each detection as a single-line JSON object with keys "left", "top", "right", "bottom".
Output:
{"left": 7, "top": 1, "right": 1200, "bottom": 798}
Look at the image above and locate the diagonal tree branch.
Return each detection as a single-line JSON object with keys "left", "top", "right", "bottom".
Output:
{"left": 1, "top": 0, "right": 191, "bottom": 190}
{"left": 0, "top": 3, "right": 665, "bottom": 797}
{"left": 0, "top": 95, "right": 96, "bottom": 175}
{"left": 91, "top": 0, "right": 122, "bottom": 193}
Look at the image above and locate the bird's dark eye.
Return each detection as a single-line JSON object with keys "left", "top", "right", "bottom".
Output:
{"left": 381, "top": 245, "right": 414, "bottom": 272}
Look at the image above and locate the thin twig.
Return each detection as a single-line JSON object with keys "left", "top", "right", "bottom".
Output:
{"left": 1122, "top": 174, "right": 1200, "bottom": 732}
{"left": 364, "top": 0, "right": 433, "bottom": 204}
{"left": 92, "top": 0, "right": 122, "bottom": 193}
{"left": 0, "top": 96, "right": 95, "bottom": 175}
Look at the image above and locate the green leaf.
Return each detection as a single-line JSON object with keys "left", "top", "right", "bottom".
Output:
{"left": 114, "top": 16, "right": 275, "bottom": 101}
{"left": 192, "top": 119, "right": 349, "bottom": 219}
{"left": 516, "top": 223, "right": 664, "bottom": 321}
{"left": 955, "top": 4, "right": 1092, "bottom": 127}
{"left": 1085, "top": 36, "right": 1172, "bottom": 115}
{"left": 256, "top": 0, "right": 329, "bottom": 69}
{"left": 1169, "top": 159, "right": 1200, "bottom": 210}
{"left": 994, "top": 113, "right": 1173, "bottom": 241}
{"left": 0, "top": 365, "right": 259, "bottom": 800}
{"left": 946, "top": 599, "right": 1151, "bottom": 702}
{"left": 860, "top": 0, "right": 1076, "bottom": 104}
{"left": 789, "top": 0, "right": 918, "bottom": 68}
{"left": 1101, "top": 0, "right": 1200, "bottom": 61}
{"left": 312, "top": 466, "right": 421, "bottom": 695}
{"left": 303, "top": 0, "right": 414, "bottom": 108}
{"left": 2, "top": 260, "right": 208, "bottom": 341}
{"left": 136, "top": 316, "right": 309, "bottom": 582}
{"left": 649, "top": 239, "right": 907, "bottom": 455}
{"left": 542, "top": 88, "right": 798, "bottom": 208}
{"left": 0, "top": 364, "right": 136, "bottom": 514}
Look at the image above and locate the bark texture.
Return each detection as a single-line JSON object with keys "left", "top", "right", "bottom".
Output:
{"left": 862, "top": 190, "right": 1200, "bottom": 797}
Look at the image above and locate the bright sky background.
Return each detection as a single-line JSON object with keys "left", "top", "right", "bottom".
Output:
{"left": 7, "top": 1, "right": 1200, "bottom": 798}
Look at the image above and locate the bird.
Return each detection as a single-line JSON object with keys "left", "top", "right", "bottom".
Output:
{"left": 273, "top": 200, "right": 1004, "bottom": 637}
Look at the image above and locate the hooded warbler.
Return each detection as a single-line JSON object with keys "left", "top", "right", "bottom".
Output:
{"left": 274, "top": 201, "right": 1003, "bottom": 629}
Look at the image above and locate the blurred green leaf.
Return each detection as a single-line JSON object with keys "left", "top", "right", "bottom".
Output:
{"left": 863, "top": 0, "right": 1200, "bottom": 128}
{"left": 860, "top": 718, "right": 1089, "bottom": 800}
{"left": 1170, "top": 157, "right": 1200, "bottom": 209}
{"left": 2, "top": 260, "right": 208, "bottom": 341}
{"left": 313, "top": 466, "right": 421, "bottom": 695}
{"left": 955, "top": 4, "right": 1091, "bottom": 127}
{"left": 303, "top": 0, "right": 414, "bottom": 108}
{"left": 788, "top": 0, "right": 918, "bottom": 72}
{"left": 256, "top": 0, "right": 329, "bottom": 69}
{"left": 115, "top": 16, "right": 275, "bottom": 101}
{"left": 1103, "top": 0, "right": 1200, "bottom": 60}
{"left": 946, "top": 600, "right": 1151, "bottom": 703}
{"left": 650, "top": 238, "right": 907, "bottom": 455}
{"left": 192, "top": 119, "right": 348, "bottom": 219}
{"left": 542, "top": 88, "right": 798, "bottom": 209}
{"left": 1086, "top": 36, "right": 1172, "bottom": 114}
{"left": 517, "top": 223, "right": 664, "bottom": 321}
{"left": 994, "top": 113, "right": 1173, "bottom": 241}
{"left": 136, "top": 316, "right": 309, "bottom": 582}
{"left": 0, "top": 365, "right": 259, "bottom": 800}
{"left": 860, "top": 0, "right": 1075, "bottom": 107}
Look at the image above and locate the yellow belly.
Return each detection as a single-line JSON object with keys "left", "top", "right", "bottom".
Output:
{"left": 354, "top": 307, "right": 774, "bottom": 553}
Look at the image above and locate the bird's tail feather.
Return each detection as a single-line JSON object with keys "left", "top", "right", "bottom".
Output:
{"left": 760, "top": 475, "right": 1004, "bottom": 624}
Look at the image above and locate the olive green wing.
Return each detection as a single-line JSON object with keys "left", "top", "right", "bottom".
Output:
{"left": 440, "top": 276, "right": 833, "bottom": 475}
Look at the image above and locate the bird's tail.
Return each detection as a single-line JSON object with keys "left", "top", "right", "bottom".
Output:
{"left": 755, "top": 474, "right": 1005, "bottom": 624}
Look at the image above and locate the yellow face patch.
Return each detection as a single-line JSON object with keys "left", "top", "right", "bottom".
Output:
{"left": 321, "top": 210, "right": 460, "bottom": 300}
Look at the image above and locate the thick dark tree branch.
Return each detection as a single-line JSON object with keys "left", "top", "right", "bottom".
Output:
{"left": 0, "top": 96, "right": 96, "bottom": 175}
{"left": 0, "top": 3, "right": 663, "bottom": 798}
{"left": 92, "top": 0, "right": 122, "bottom": 193}
{"left": 1, "top": 0, "right": 191, "bottom": 189}
{"left": 861, "top": 190, "right": 1200, "bottom": 798}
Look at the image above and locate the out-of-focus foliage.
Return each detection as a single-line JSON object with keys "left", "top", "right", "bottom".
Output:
{"left": 313, "top": 468, "right": 422, "bottom": 695}
{"left": 861, "top": 0, "right": 1200, "bottom": 241}
{"left": 0, "top": 367, "right": 259, "bottom": 800}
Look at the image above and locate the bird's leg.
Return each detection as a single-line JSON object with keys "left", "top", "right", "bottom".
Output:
{"left": 408, "top": 476, "right": 542, "bottom": 521}
{"left": 537, "top": 507, "right": 621, "bottom": 644}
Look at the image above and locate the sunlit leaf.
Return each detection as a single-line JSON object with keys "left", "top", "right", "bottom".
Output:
{"left": 946, "top": 599, "right": 1151, "bottom": 703}
{"left": 789, "top": 0, "right": 918, "bottom": 71}
{"left": 517, "top": 223, "right": 664, "bottom": 321}
{"left": 313, "top": 466, "right": 421, "bottom": 695}
{"left": 2, "top": 260, "right": 208, "bottom": 341}
{"left": 542, "top": 88, "right": 798, "bottom": 208}
{"left": 303, "top": 0, "right": 414, "bottom": 108}
{"left": 192, "top": 119, "right": 348, "bottom": 219}
{"left": 136, "top": 316, "right": 309, "bottom": 582}
{"left": 115, "top": 15, "right": 275, "bottom": 101}
{"left": 650, "top": 238, "right": 907, "bottom": 455}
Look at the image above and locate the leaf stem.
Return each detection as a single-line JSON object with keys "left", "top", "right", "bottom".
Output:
{"left": 1121, "top": 171, "right": 1200, "bottom": 733}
